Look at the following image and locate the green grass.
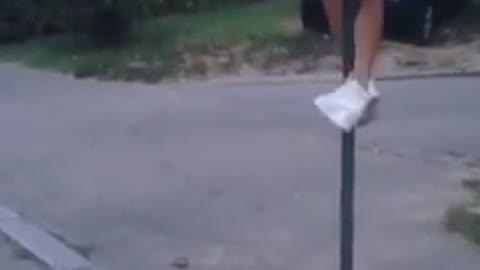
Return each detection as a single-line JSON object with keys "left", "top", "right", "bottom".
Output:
{"left": 0, "top": 0, "right": 316, "bottom": 82}
{"left": 446, "top": 206, "right": 480, "bottom": 245}
{"left": 142, "top": 0, "right": 297, "bottom": 47}
{"left": 445, "top": 178, "right": 480, "bottom": 245}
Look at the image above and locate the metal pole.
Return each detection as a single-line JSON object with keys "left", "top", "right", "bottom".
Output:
{"left": 340, "top": 1, "right": 358, "bottom": 270}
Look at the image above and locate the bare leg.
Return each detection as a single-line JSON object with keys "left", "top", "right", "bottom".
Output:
{"left": 321, "top": 0, "right": 384, "bottom": 88}
{"left": 314, "top": 0, "right": 384, "bottom": 131}
{"left": 353, "top": 0, "right": 383, "bottom": 87}
{"left": 321, "top": 0, "right": 342, "bottom": 36}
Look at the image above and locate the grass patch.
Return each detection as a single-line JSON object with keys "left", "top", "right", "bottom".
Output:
{"left": 446, "top": 206, "right": 480, "bottom": 245}
{"left": 445, "top": 178, "right": 480, "bottom": 245}
{"left": 0, "top": 0, "right": 323, "bottom": 82}
{"left": 142, "top": 0, "right": 297, "bottom": 48}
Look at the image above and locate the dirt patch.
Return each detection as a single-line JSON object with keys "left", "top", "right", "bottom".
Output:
{"left": 170, "top": 12, "right": 480, "bottom": 82}
{"left": 164, "top": 32, "right": 480, "bottom": 83}
{"left": 377, "top": 40, "right": 480, "bottom": 77}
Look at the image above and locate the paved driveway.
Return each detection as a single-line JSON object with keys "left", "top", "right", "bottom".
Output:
{"left": 1, "top": 65, "right": 480, "bottom": 270}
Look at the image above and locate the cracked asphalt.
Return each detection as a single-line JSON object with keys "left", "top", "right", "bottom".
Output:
{"left": 1, "top": 64, "right": 480, "bottom": 270}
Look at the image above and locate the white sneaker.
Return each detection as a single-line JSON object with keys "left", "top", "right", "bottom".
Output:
{"left": 314, "top": 79, "right": 373, "bottom": 131}
{"left": 368, "top": 79, "right": 380, "bottom": 98}
{"left": 359, "top": 79, "right": 381, "bottom": 126}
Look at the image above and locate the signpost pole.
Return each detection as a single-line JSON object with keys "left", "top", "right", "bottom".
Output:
{"left": 340, "top": 1, "right": 358, "bottom": 270}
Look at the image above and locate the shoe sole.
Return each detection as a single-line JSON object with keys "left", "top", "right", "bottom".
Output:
{"left": 358, "top": 96, "right": 380, "bottom": 127}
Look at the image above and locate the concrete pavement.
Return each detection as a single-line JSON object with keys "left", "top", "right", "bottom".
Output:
{"left": 1, "top": 64, "right": 480, "bottom": 270}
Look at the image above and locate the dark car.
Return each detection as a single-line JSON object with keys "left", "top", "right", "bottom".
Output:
{"left": 301, "top": 0, "right": 467, "bottom": 45}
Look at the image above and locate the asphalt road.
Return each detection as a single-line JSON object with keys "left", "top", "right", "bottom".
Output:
{"left": 1, "top": 65, "right": 480, "bottom": 270}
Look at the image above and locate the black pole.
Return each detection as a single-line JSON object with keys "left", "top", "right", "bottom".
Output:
{"left": 340, "top": 1, "right": 358, "bottom": 270}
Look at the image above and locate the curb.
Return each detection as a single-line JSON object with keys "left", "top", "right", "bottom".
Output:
{"left": 192, "top": 69, "right": 480, "bottom": 87}
{"left": 0, "top": 205, "right": 100, "bottom": 270}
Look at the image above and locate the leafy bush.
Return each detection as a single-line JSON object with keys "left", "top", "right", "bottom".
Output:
{"left": 87, "top": 5, "right": 134, "bottom": 46}
{"left": 0, "top": 0, "right": 150, "bottom": 43}
{"left": 0, "top": 0, "right": 35, "bottom": 42}
{"left": 0, "top": 0, "right": 269, "bottom": 44}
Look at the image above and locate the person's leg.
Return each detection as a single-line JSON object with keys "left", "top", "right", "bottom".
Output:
{"left": 314, "top": 0, "right": 383, "bottom": 131}
{"left": 352, "top": 0, "right": 383, "bottom": 88}
{"left": 322, "top": 0, "right": 342, "bottom": 36}
{"left": 322, "top": 0, "right": 383, "bottom": 87}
